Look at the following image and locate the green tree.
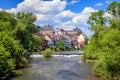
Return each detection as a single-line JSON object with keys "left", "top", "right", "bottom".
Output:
{"left": 16, "top": 12, "right": 36, "bottom": 25}
{"left": 109, "top": 18, "right": 120, "bottom": 29}
{"left": 107, "top": 1, "right": 120, "bottom": 18}
{"left": 0, "top": 11, "right": 16, "bottom": 34}
{"left": 84, "top": 2, "right": 120, "bottom": 79}
{"left": 85, "top": 10, "right": 107, "bottom": 59}
{"left": 93, "top": 27, "right": 120, "bottom": 79}
{"left": 14, "top": 12, "right": 41, "bottom": 51}
{"left": 0, "top": 11, "right": 38, "bottom": 79}
{"left": 15, "top": 12, "right": 36, "bottom": 42}
{"left": 28, "top": 36, "right": 43, "bottom": 52}
{"left": 87, "top": 10, "right": 107, "bottom": 27}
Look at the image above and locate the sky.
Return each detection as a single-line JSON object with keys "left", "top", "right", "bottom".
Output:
{"left": 0, "top": 0, "right": 120, "bottom": 37}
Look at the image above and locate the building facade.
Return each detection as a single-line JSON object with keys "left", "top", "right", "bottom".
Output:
{"left": 41, "top": 25, "right": 85, "bottom": 48}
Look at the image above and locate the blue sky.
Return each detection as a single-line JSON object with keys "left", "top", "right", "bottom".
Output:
{"left": 0, "top": 0, "right": 120, "bottom": 37}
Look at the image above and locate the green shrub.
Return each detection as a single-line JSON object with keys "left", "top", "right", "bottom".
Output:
{"left": 93, "top": 51, "right": 120, "bottom": 80}
{"left": 0, "top": 45, "right": 15, "bottom": 79}
{"left": 1, "top": 34, "right": 28, "bottom": 67}
{"left": 93, "top": 59, "right": 109, "bottom": 78}
{"left": 56, "top": 48, "right": 60, "bottom": 51}
{"left": 42, "top": 49, "right": 54, "bottom": 58}
{"left": 50, "top": 46, "right": 56, "bottom": 51}
{"left": 57, "top": 42, "right": 64, "bottom": 51}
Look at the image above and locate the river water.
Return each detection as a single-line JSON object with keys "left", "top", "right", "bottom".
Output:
{"left": 12, "top": 54, "right": 97, "bottom": 80}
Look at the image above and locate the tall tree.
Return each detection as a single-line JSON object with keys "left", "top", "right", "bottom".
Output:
{"left": 15, "top": 12, "right": 36, "bottom": 41}
{"left": 87, "top": 10, "right": 107, "bottom": 27}
{"left": 0, "top": 11, "right": 16, "bottom": 33}
{"left": 107, "top": 1, "right": 120, "bottom": 18}
{"left": 85, "top": 1, "right": 120, "bottom": 79}
{"left": 0, "top": 11, "right": 28, "bottom": 79}
{"left": 14, "top": 12, "right": 40, "bottom": 51}
{"left": 16, "top": 12, "right": 36, "bottom": 25}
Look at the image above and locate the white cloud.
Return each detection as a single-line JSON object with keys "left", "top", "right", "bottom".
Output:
{"left": 57, "top": 10, "right": 76, "bottom": 18}
{"left": 103, "top": 12, "right": 113, "bottom": 18}
{"left": 106, "top": 0, "right": 109, "bottom": 4}
{"left": 34, "top": 9, "right": 76, "bottom": 25}
{"left": 3, "top": 0, "right": 97, "bottom": 37}
{"left": 6, "top": 0, "right": 68, "bottom": 26}
{"left": 7, "top": 0, "right": 66, "bottom": 15}
{"left": 106, "top": 0, "right": 111, "bottom": 4}
{"left": 0, "top": 8, "right": 3, "bottom": 11}
{"left": 57, "top": 21, "right": 73, "bottom": 29}
{"left": 72, "top": 7, "right": 97, "bottom": 25}
{"left": 68, "top": 0, "right": 79, "bottom": 5}
{"left": 95, "top": 3, "right": 103, "bottom": 7}
{"left": 35, "top": 14, "right": 54, "bottom": 23}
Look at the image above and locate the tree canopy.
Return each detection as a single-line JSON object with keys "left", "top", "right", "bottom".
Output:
{"left": 107, "top": 1, "right": 120, "bottom": 18}
{"left": 0, "top": 11, "right": 43, "bottom": 79}
{"left": 87, "top": 10, "right": 107, "bottom": 27}
{"left": 84, "top": 1, "right": 120, "bottom": 80}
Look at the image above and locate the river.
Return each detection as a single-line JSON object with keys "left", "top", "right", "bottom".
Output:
{"left": 12, "top": 51, "right": 97, "bottom": 80}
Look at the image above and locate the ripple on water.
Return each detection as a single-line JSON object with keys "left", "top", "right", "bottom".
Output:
{"left": 12, "top": 54, "right": 98, "bottom": 80}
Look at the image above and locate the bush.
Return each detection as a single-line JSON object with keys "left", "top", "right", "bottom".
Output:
{"left": 57, "top": 42, "right": 64, "bottom": 51}
{"left": 93, "top": 59, "right": 109, "bottom": 78}
{"left": 0, "top": 45, "right": 15, "bottom": 79}
{"left": 93, "top": 51, "right": 120, "bottom": 80}
{"left": 42, "top": 49, "right": 54, "bottom": 58}
{"left": 1, "top": 34, "right": 28, "bottom": 68}
{"left": 84, "top": 38, "right": 100, "bottom": 60}
{"left": 50, "top": 46, "right": 56, "bottom": 51}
